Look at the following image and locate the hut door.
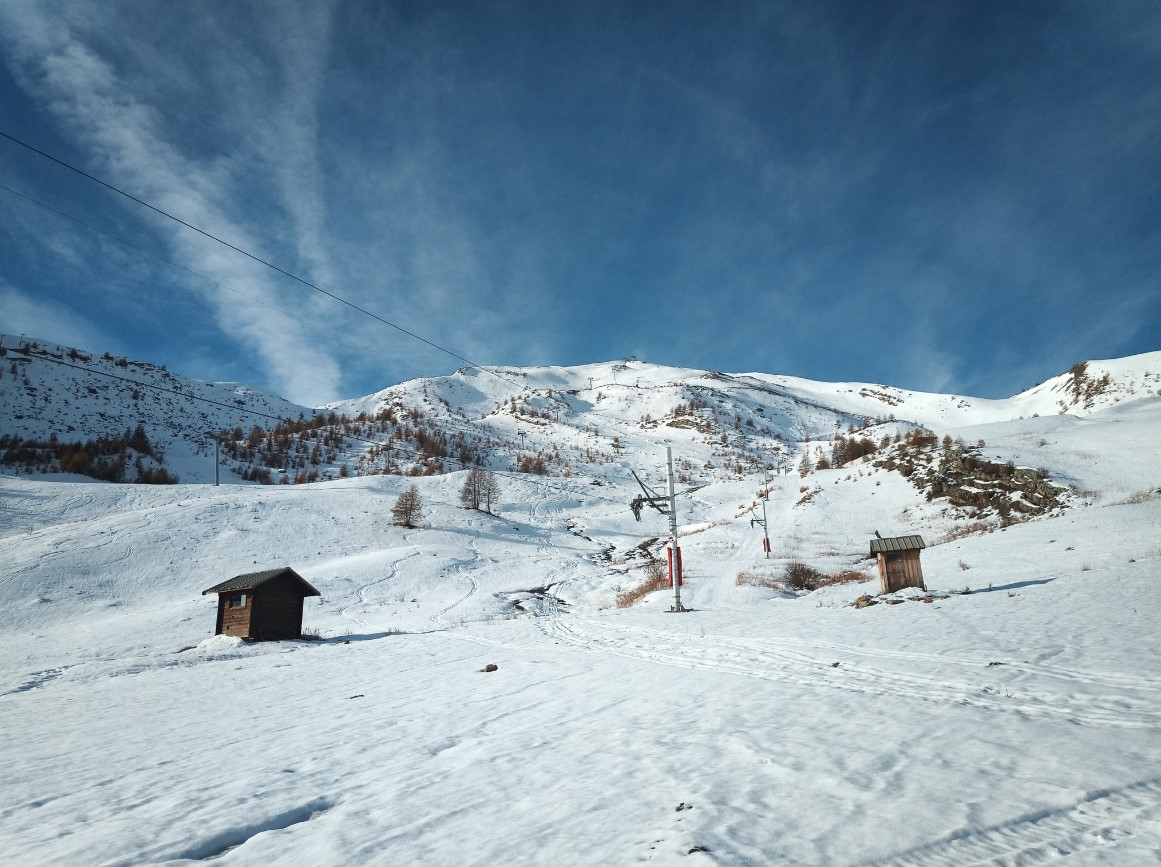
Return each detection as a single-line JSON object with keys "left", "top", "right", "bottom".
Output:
{"left": 885, "top": 552, "right": 905, "bottom": 590}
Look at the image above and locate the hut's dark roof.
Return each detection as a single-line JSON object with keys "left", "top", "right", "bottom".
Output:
{"left": 870, "top": 535, "right": 926, "bottom": 555}
{"left": 202, "top": 567, "right": 320, "bottom": 596}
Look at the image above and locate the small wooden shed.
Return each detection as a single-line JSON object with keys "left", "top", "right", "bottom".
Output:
{"left": 870, "top": 535, "right": 926, "bottom": 594}
{"left": 202, "top": 567, "right": 320, "bottom": 641}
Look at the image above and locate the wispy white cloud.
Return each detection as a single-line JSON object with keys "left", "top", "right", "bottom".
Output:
{"left": 0, "top": 282, "right": 116, "bottom": 353}
{"left": 2, "top": 0, "right": 569, "bottom": 400}
{"left": 0, "top": 1, "right": 1155, "bottom": 404}
{"left": 246, "top": 5, "right": 339, "bottom": 291}
{"left": 0, "top": 1, "right": 345, "bottom": 404}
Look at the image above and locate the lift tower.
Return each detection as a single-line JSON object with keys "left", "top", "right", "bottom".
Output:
{"left": 630, "top": 447, "right": 687, "bottom": 612}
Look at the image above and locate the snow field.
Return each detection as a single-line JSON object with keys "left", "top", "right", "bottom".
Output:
{"left": 1, "top": 366, "right": 1160, "bottom": 864}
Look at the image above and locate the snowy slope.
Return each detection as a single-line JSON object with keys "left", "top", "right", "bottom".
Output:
{"left": 1013, "top": 353, "right": 1161, "bottom": 417}
{"left": 327, "top": 352, "right": 1161, "bottom": 480}
{"left": 1, "top": 395, "right": 1159, "bottom": 863}
{"left": 4, "top": 334, "right": 1158, "bottom": 490}
{"left": 742, "top": 349, "right": 1161, "bottom": 428}
{"left": 0, "top": 335, "right": 310, "bottom": 482}
{"left": 1, "top": 339, "right": 1160, "bottom": 864}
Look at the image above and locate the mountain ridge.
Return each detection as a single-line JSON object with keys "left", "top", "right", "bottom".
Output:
{"left": 2, "top": 333, "right": 1158, "bottom": 488}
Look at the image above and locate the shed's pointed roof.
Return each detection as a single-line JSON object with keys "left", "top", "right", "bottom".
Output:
{"left": 202, "top": 567, "right": 320, "bottom": 596}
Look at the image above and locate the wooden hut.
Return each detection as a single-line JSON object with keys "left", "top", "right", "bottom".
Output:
{"left": 202, "top": 567, "right": 320, "bottom": 640}
{"left": 870, "top": 535, "right": 926, "bottom": 594}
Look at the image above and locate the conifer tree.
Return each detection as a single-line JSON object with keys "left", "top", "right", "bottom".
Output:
{"left": 460, "top": 466, "right": 501, "bottom": 513}
{"left": 797, "top": 451, "right": 813, "bottom": 477}
{"left": 391, "top": 483, "right": 423, "bottom": 528}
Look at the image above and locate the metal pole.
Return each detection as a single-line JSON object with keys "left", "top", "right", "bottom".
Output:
{"left": 214, "top": 434, "right": 220, "bottom": 486}
{"left": 666, "top": 446, "right": 683, "bottom": 611}
{"left": 762, "top": 466, "right": 770, "bottom": 558}
{"left": 761, "top": 495, "right": 770, "bottom": 558}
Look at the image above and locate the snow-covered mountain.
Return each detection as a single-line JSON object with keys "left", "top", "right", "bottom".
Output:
{"left": 1, "top": 336, "right": 1160, "bottom": 863}
{"left": 3, "top": 333, "right": 1158, "bottom": 489}
{"left": 0, "top": 335, "right": 310, "bottom": 482}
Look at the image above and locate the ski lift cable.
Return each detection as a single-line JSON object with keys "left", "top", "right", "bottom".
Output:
{"left": 0, "top": 182, "right": 631, "bottom": 480}
{"left": 4, "top": 347, "right": 634, "bottom": 504}
{"left": 2, "top": 345, "right": 462, "bottom": 451}
{"left": 3, "top": 345, "right": 305, "bottom": 428}
{"left": 0, "top": 172, "right": 594, "bottom": 430}
{"left": 0, "top": 129, "right": 527, "bottom": 393}
{"left": 1, "top": 169, "right": 721, "bottom": 510}
{"left": 1, "top": 170, "right": 766, "bottom": 504}
{"left": 0, "top": 180, "right": 406, "bottom": 370}
{"left": 0, "top": 179, "right": 594, "bottom": 447}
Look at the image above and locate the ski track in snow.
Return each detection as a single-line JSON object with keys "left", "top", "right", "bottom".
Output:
{"left": 339, "top": 543, "right": 423, "bottom": 630}
{"left": 540, "top": 618, "right": 1161, "bottom": 729}
{"left": 524, "top": 494, "right": 572, "bottom": 619}
{"left": 1, "top": 644, "right": 280, "bottom": 696}
{"left": 439, "top": 573, "right": 479, "bottom": 622}
{"left": 2, "top": 526, "right": 135, "bottom": 597}
{"left": 593, "top": 620, "right": 1161, "bottom": 695}
{"left": 431, "top": 534, "right": 482, "bottom": 627}
{"left": 2, "top": 352, "right": 1160, "bottom": 865}
{"left": 873, "top": 778, "right": 1161, "bottom": 866}
{"left": 0, "top": 490, "right": 96, "bottom": 534}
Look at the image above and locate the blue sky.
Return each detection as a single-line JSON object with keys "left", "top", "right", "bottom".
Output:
{"left": 1, "top": 1, "right": 1158, "bottom": 406}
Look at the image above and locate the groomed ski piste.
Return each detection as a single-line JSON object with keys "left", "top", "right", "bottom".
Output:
{"left": 1, "top": 350, "right": 1160, "bottom": 865}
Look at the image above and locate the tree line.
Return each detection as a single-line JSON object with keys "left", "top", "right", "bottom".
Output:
{"left": 0, "top": 425, "right": 178, "bottom": 483}
{"left": 390, "top": 466, "right": 502, "bottom": 528}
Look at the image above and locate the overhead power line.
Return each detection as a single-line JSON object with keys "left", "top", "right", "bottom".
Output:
{"left": 3, "top": 343, "right": 437, "bottom": 451}
{"left": 0, "top": 180, "right": 404, "bottom": 370}
{"left": 0, "top": 181, "right": 634, "bottom": 481}
{"left": 0, "top": 129, "right": 525, "bottom": 391}
{"left": 3, "top": 342, "right": 301, "bottom": 427}
{"left": 0, "top": 123, "right": 657, "bottom": 507}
